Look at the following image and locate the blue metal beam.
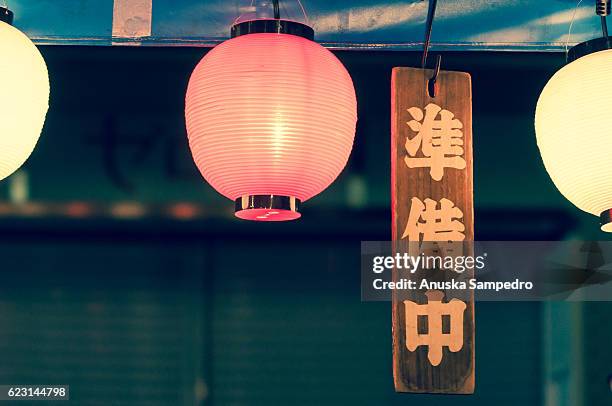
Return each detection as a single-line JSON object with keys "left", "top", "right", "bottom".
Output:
{"left": 7, "top": 0, "right": 604, "bottom": 50}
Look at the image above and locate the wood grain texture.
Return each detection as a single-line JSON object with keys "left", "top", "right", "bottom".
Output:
{"left": 391, "top": 67, "right": 475, "bottom": 394}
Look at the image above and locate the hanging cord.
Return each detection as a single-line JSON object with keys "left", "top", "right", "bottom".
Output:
{"left": 596, "top": 0, "right": 611, "bottom": 48}
{"left": 565, "top": 0, "right": 584, "bottom": 59}
{"left": 602, "top": 15, "right": 609, "bottom": 47}
{"left": 233, "top": 0, "right": 309, "bottom": 26}
{"left": 421, "top": 0, "right": 437, "bottom": 69}
{"left": 296, "top": 0, "right": 310, "bottom": 25}
{"left": 273, "top": 0, "right": 280, "bottom": 20}
{"left": 276, "top": 0, "right": 309, "bottom": 24}
{"left": 233, "top": 0, "right": 255, "bottom": 25}
{"left": 421, "top": 0, "right": 440, "bottom": 97}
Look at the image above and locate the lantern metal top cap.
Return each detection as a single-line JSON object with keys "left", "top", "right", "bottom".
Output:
{"left": 567, "top": 37, "right": 612, "bottom": 63}
{"left": 231, "top": 19, "right": 314, "bottom": 40}
{"left": 0, "top": 7, "right": 13, "bottom": 25}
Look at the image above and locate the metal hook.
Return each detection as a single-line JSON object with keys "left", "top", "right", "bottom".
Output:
{"left": 421, "top": 0, "right": 441, "bottom": 97}
{"left": 420, "top": 0, "right": 436, "bottom": 69}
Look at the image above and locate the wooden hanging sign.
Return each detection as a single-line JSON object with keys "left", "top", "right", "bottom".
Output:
{"left": 391, "top": 67, "right": 475, "bottom": 394}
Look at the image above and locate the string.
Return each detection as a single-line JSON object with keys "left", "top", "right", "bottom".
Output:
{"left": 296, "top": 0, "right": 310, "bottom": 25}
{"left": 565, "top": 0, "right": 584, "bottom": 58}
{"left": 233, "top": 0, "right": 256, "bottom": 25}
{"left": 232, "top": 0, "right": 310, "bottom": 26}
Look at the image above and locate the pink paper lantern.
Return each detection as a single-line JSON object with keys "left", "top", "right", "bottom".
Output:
{"left": 185, "top": 21, "right": 357, "bottom": 221}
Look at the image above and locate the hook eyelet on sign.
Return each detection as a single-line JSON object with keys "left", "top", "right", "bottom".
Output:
{"left": 427, "top": 54, "right": 441, "bottom": 98}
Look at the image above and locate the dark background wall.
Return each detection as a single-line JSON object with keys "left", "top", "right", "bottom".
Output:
{"left": 0, "top": 237, "right": 542, "bottom": 405}
{"left": 0, "top": 46, "right": 609, "bottom": 405}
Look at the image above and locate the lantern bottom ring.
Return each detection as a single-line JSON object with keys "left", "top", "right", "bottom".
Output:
{"left": 234, "top": 194, "right": 301, "bottom": 222}
{"left": 600, "top": 209, "right": 612, "bottom": 232}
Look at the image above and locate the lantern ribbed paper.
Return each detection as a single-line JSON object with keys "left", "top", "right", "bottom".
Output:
{"left": 535, "top": 49, "right": 612, "bottom": 230}
{"left": 185, "top": 32, "right": 357, "bottom": 221}
{"left": 0, "top": 20, "right": 49, "bottom": 180}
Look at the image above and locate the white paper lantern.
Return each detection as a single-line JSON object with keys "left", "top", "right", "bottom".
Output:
{"left": 0, "top": 13, "right": 49, "bottom": 181}
{"left": 535, "top": 46, "right": 612, "bottom": 231}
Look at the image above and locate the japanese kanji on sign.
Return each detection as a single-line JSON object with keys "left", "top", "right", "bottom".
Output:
{"left": 391, "top": 67, "right": 475, "bottom": 394}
